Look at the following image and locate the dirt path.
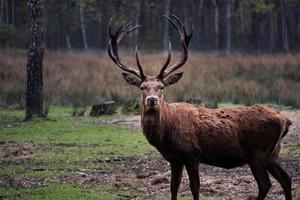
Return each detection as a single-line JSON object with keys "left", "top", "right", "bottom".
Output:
{"left": 98, "top": 111, "right": 300, "bottom": 199}
{"left": 101, "top": 115, "right": 141, "bottom": 131}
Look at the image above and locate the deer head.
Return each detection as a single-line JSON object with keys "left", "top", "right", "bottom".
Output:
{"left": 108, "top": 14, "right": 193, "bottom": 111}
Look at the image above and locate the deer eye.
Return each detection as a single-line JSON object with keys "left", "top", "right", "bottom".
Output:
{"left": 158, "top": 85, "right": 164, "bottom": 90}
{"left": 140, "top": 86, "right": 145, "bottom": 90}
{"left": 154, "top": 86, "right": 164, "bottom": 92}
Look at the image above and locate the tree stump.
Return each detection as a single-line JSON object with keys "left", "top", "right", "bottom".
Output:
{"left": 90, "top": 101, "right": 116, "bottom": 116}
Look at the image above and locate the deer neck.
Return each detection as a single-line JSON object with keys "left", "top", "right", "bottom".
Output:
{"left": 141, "top": 101, "right": 169, "bottom": 147}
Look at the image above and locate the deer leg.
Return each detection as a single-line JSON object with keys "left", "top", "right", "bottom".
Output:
{"left": 267, "top": 161, "right": 292, "bottom": 200}
{"left": 249, "top": 163, "right": 271, "bottom": 200}
{"left": 170, "top": 162, "right": 184, "bottom": 200}
{"left": 185, "top": 160, "right": 200, "bottom": 200}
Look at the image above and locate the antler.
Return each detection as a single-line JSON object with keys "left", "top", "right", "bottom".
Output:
{"left": 157, "top": 14, "right": 193, "bottom": 79}
{"left": 108, "top": 19, "right": 145, "bottom": 80}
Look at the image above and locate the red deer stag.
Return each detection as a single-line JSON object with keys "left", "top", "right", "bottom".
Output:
{"left": 108, "top": 14, "right": 293, "bottom": 200}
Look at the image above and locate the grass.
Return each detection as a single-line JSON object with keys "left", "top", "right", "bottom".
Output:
{"left": 0, "top": 184, "right": 111, "bottom": 200}
{"left": 1, "top": 49, "right": 300, "bottom": 108}
{"left": 0, "top": 106, "right": 232, "bottom": 199}
{"left": 0, "top": 106, "right": 157, "bottom": 199}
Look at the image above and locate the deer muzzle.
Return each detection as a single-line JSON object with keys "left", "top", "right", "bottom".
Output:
{"left": 146, "top": 96, "right": 159, "bottom": 107}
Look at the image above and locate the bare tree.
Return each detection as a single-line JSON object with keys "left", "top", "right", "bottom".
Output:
{"left": 79, "top": 1, "right": 88, "bottom": 49}
{"left": 212, "top": 0, "right": 219, "bottom": 49}
{"left": 134, "top": 0, "right": 142, "bottom": 43}
{"left": 5, "top": 0, "right": 7, "bottom": 23}
{"left": 239, "top": 1, "right": 245, "bottom": 35}
{"left": 100, "top": 0, "right": 109, "bottom": 49}
{"left": 3, "top": 0, "right": 300, "bottom": 52}
{"left": 25, "top": 0, "right": 45, "bottom": 120}
{"left": 65, "top": 34, "right": 72, "bottom": 49}
{"left": 0, "top": 0, "right": 3, "bottom": 23}
{"left": 11, "top": 0, "right": 14, "bottom": 26}
{"left": 278, "top": 0, "right": 289, "bottom": 52}
{"left": 137, "top": 0, "right": 145, "bottom": 45}
{"left": 193, "top": 0, "right": 204, "bottom": 50}
{"left": 163, "top": 0, "right": 171, "bottom": 50}
{"left": 225, "top": 0, "right": 231, "bottom": 52}
{"left": 182, "top": 0, "right": 189, "bottom": 28}
{"left": 266, "top": 0, "right": 274, "bottom": 52}
{"left": 251, "top": 11, "right": 262, "bottom": 51}
{"left": 217, "top": 0, "right": 231, "bottom": 52}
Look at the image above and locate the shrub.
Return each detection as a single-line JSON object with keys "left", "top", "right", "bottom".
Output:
{"left": 1, "top": 50, "right": 300, "bottom": 108}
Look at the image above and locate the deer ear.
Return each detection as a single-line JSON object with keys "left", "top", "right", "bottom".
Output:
{"left": 122, "top": 73, "right": 142, "bottom": 87}
{"left": 163, "top": 72, "right": 183, "bottom": 87}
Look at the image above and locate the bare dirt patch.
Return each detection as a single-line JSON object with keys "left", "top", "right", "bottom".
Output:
{"left": 0, "top": 141, "right": 36, "bottom": 164}
{"left": 0, "top": 176, "right": 47, "bottom": 189}
{"left": 100, "top": 115, "right": 141, "bottom": 131}
{"left": 58, "top": 153, "right": 300, "bottom": 199}
{"left": 0, "top": 142, "right": 45, "bottom": 189}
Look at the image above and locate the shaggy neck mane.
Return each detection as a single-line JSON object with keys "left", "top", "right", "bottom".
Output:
{"left": 141, "top": 101, "right": 173, "bottom": 147}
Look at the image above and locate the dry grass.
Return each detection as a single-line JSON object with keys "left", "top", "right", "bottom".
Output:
{"left": 1, "top": 49, "right": 300, "bottom": 107}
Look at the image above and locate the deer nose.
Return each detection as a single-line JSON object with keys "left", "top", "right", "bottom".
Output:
{"left": 146, "top": 96, "right": 158, "bottom": 106}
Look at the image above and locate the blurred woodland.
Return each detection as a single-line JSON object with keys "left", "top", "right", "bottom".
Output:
{"left": 1, "top": 0, "right": 300, "bottom": 110}
{"left": 0, "top": 0, "right": 300, "bottom": 52}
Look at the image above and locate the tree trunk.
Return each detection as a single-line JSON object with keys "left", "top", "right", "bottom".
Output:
{"left": 217, "top": 0, "right": 231, "bottom": 52}
{"left": 11, "top": 0, "right": 14, "bottom": 26}
{"left": 225, "top": 0, "right": 231, "bottom": 52}
{"left": 25, "top": 0, "right": 45, "bottom": 120}
{"left": 212, "top": 0, "right": 219, "bottom": 49}
{"left": 137, "top": 0, "right": 145, "bottom": 45}
{"left": 182, "top": 0, "right": 189, "bottom": 28}
{"left": 163, "top": 0, "right": 171, "bottom": 50}
{"left": 135, "top": 0, "right": 141, "bottom": 44}
{"left": 5, "top": 0, "right": 8, "bottom": 23}
{"left": 278, "top": 0, "right": 289, "bottom": 52}
{"left": 65, "top": 34, "right": 72, "bottom": 49}
{"left": 100, "top": 1, "right": 109, "bottom": 49}
{"left": 79, "top": 1, "right": 88, "bottom": 49}
{"left": 251, "top": 12, "right": 261, "bottom": 51}
{"left": 193, "top": 0, "right": 204, "bottom": 50}
{"left": 0, "top": 0, "right": 3, "bottom": 23}
{"left": 266, "top": 0, "right": 274, "bottom": 52}
{"left": 239, "top": 1, "right": 245, "bottom": 35}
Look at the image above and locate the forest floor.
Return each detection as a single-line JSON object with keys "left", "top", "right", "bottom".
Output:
{"left": 0, "top": 106, "right": 299, "bottom": 200}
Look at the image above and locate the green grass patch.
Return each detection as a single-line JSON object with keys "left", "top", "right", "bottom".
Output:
{"left": 0, "top": 107, "right": 156, "bottom": 199}
{"left": 0, "top": 107, "right": 154, "bottom": 155}
{"left": 0, "top": 184, "right": 117, "bottom": 200}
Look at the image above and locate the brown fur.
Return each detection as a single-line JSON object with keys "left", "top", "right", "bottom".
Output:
{"left": 141, "top": 99, "right": 293, "bottom": 200}
{"left": 142, "top": 103, "right": 290, "bottom": 164}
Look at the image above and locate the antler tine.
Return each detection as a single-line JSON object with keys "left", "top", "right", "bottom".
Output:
{"left": 170, "top": 14, "right": 193, "bottom": 46}
{"left": 108, "top": 19, "right": 144, "bottom": 79}
{"left": 157, "top": 42, "right": 171, "bottom": 79}
{"left": 135, "top": 45, "right": 145, "bottom": 80}
{"left": 158, "top": 14, "right": 193, "bottom": 79}
{"left": 108, "top": 41, "right": 117, "bottom": 64}
{"left": 117, "top": 23, "right": 141, "bottom": 43}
